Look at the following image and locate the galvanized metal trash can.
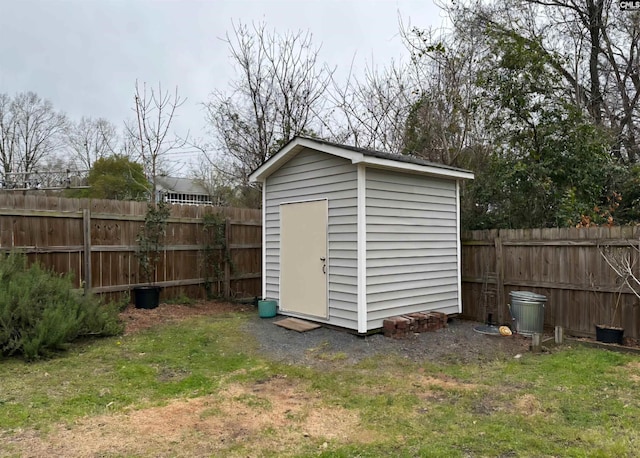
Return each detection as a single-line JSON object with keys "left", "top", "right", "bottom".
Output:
{"left": 508, "top": 291, "right": 546, "bottom": 336}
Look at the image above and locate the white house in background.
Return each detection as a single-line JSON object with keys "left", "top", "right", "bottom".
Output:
{"left": 154, "top": 176, "right": 212, "bottom": 205}
{"left": 249, "top": 136, "right": 475, "bottom": 334}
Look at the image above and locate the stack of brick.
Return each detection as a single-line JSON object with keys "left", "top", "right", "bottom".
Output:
{"left": 382, "top": 311, "right": 448, "bottom": 339}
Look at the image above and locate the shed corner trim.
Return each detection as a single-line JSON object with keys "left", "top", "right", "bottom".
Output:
{"left": 356, "top": 163, "right": 367, "bottom": 333}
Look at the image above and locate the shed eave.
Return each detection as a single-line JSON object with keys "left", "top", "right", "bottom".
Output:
{"left": 248, "top": 136, "right": 475, "bottom": 183}
{"left": 248, "top": 137, "right": 364, "bottom": 183}
{"left": 357, "top": 156, "right": 475, "bottom": 180}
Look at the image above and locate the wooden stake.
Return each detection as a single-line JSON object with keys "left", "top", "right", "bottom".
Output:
{"left": 555, "top": 326, "right": 564, "bottom": 344}
{"left": 531, "top": 333, "right": 542, "bottom": 353}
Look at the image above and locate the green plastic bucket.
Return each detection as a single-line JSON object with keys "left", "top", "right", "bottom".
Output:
{"left": 258, "top": 300, "right": 277, "bottom": 318}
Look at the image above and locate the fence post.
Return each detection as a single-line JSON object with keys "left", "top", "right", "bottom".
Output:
{"left": 83, "top": 208, "right": 92, "bottom": 295}
{"left": 224, "top": 217, "right": 231, "bottom": 298}
{"left": 494, "top": 235, "right": 505, "bottom": 323}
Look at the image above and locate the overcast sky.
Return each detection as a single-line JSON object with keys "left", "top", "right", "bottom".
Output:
{"left": 0, "top": 0, "right": 443, "bottom": 173}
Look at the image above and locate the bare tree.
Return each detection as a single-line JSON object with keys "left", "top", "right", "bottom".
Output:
{"left": 127, "top": 81, "right": 187, "bottom": 203}
{"left": 205, "top": 21, "right": 333, "bottom": 187}
{"left": 326, "top": 60, "right": 417, "bottom": 154}
{"left": 0, "top": 93, "right": 17, "bottom": 175}
{"left": 322, "top": 14, "right": 487, "bottom": 166}
{"left": 13, "top": 92, "right": 68, "bottom": 174}
{"left": 324, "top": 21, "right": 487, "bottom": 167}
{"left": 398, "top": 19, "right": 490, "bottom": 166}
{"left": 66, "top": 116, "right": 119, "bottom": 170}
{"left": 0, "top": 92, "right": 67, "bottom": 177}
{"left": 188, "top": 154, "right": 239, "bottom": 206}
{"left": 600, "top": 243, "right": 640, "bottom": 300}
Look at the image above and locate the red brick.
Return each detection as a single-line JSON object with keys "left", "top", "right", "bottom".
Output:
{"left": 407, "top": 313, "right": 428, "bottom": 332}
{"left": 383, "top": 319, "right": 398, "bottom": 331}
{"left": 394, "top": 316, "right": 411, "bottom": 329}
{"left": 401, "top": 315, "right": 418, "bottom": 332}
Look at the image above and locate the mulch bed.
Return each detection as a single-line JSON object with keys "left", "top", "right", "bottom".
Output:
{"left": 119, "top": 300, "right": 251, "bottom": 335}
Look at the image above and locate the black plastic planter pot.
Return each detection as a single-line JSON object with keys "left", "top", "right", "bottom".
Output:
{"left": 133, "top": 286, "right": 161, "bottom": 309}
{"left": 595, "top": 325, "right": 624, "bottom": 345}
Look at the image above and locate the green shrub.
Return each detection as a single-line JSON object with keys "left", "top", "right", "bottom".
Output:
{"left": 0, "top": 253, "right": 123, "bottom": 360}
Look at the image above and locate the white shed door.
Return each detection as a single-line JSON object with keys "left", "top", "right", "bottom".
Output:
{"left": 280, "top": 200, "right": 328, "bottom": 318}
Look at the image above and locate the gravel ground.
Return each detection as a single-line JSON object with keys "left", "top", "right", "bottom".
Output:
{"left": 120, "top": 301, "right": 535, "bottom": 367}
{"left": 243, "top": 314, "right": 533, "bottom": 368}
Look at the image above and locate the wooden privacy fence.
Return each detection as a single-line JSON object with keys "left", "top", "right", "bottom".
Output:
{"left": 461, "top": 227, "right": 640, "bottom": 339}
{"left": 0, "top": 194, "right": 262, "bottom": 302}
{"left": 7, "top": 194, "right": 640, "bottom": 337}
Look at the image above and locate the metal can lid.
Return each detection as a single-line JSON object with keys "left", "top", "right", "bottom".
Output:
{"left": 509, "top": 290, "right": 547, "bottom": 302}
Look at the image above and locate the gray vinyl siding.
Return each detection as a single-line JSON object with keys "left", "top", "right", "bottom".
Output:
{"left": 264, "top": 148, "right": 358, "bottom": 329}
{"left": 365, "top": 168, "right": 459, "bottom": 329}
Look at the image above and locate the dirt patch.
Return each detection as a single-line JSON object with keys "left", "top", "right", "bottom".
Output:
{"left": 2, "top": 302, "right": 550, "bottom": 457}
{"left": 515, "top": 393, "right": 544, "bottom": 416}
{"left": 621, "top": 361, "right": 640, "bottom": 382}
{"left": 415, "top": 374, "right": 479, "bottom": 391}
{"left": 119, "top": 300, "right": 248, "bottom": 335}
{"left": 5, "top": 376, "right": 372, "bottom": 457}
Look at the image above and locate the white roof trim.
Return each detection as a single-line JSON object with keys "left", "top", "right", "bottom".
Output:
{"left": 249, "top": 138, "right": 362, "bottom": 183}
{"left": 248, "top": 137, "right": 474, "bottom": 182}
{"left": 357, "top": 156, "right": 474, "bottom": 180}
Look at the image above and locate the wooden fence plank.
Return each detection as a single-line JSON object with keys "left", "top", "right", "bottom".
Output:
{"left": 224, "top": 217, "right": 231, "bottom": 298}
{"left": 462, "top": 227, "right": 640, "bottom": 338}
{"left": 83, "top": 209, "right": 91, "bottom": 294}
{"left": 495, "top": 236, "right": 505, "bottom": 323}
{"left": 0, "top": 195, "right": 262, "bottom": 303}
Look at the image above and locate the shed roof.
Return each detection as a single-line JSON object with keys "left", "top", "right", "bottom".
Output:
{"left": 249, "top": 136, "right": 475, "bottom": 183}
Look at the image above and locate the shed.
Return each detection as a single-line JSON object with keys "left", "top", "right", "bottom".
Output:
{"left": 249, "top": 137, "right": 474, "bottom": 334}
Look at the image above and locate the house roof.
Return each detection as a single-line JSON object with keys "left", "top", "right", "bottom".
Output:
{"left": 155, "top": 176, "right": 208, "bottom": 195}
{"left": 249, "top": 136, "right": 475, "bottom": 183}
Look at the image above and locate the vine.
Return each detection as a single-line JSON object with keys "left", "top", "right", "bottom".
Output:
{"left": 135, "top": 200, "right": 171, "bottom": 284}
{"left": 202, "top": 213, "right": 232, "bottom": 298}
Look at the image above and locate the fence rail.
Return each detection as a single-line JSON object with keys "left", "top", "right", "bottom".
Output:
{"left": 0, "top": 194, "right": 262, "bottom": 302}
{"left": 5, "top": 193, "right": 640, "bottom": 338}
{"left": 461, "top": 227, "right": 640, "bottom": 339}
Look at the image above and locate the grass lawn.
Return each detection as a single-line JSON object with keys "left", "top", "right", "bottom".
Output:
{"left": 2, "top": 311, "right": 640, "bottom": 457}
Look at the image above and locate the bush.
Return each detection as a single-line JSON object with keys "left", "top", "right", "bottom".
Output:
{"left": 0, "top": 253, "right": 123, "bottom": 360}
